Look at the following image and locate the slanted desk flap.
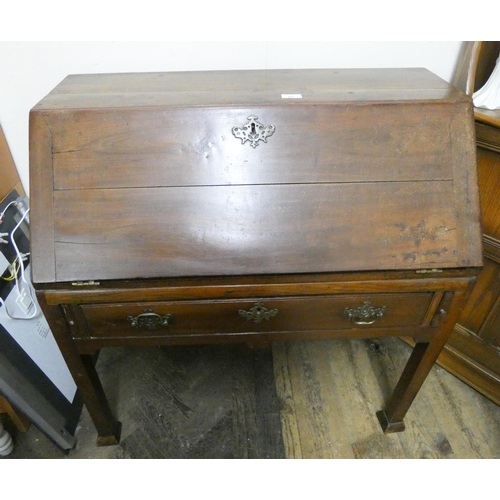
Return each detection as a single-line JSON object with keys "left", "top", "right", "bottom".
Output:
{"left": 28, "top": 69, "right": 484, "bottom": 284}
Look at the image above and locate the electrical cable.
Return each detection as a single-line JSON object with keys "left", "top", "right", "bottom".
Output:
{"left": 1, "top": 256, "right": 20, "bottom": 281}
{"left": 0, "top": 200, "right": 18, "bottom": 221}
{"left": 0, "top": 207, "right": 39, "bottom": 320}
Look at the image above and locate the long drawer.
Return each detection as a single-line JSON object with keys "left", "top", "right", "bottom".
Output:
{"left": 76, "top": 293, "right": 435, "bottom": 339}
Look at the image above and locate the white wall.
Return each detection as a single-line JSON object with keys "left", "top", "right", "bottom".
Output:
{"left": 0, "top": 41, "right": 464, "bottom": 194}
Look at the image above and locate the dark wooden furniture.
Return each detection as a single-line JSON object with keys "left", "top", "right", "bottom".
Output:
{"left": 432, "top": 41, "right": 500, "bottom": 405}
{"left": 29, "top": 69, "right": 483, "bottom": 445}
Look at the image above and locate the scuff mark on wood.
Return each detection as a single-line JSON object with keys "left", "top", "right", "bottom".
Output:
{"left": 401, "top": 247, "right": 449, "bottom": 262}
{"left": 396, "top": 220, "right": 451, "bottom": 247}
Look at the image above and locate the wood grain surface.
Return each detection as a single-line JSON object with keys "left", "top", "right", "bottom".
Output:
{"left": 5, "top": 337, "right": 500, "bottom": 458}
{"left": 49, "top": 104, "right": 453, "bottom": 190}
{"left": 29, "top": 68, "right": 482, "bottom": 284}
{"left": 32, "top": 68, "right": 465, "bottom": 110}
{"left": 273, "top": 338, "right": 500, "bottom": 459}
{"left": 51, "top": 182, "right": 464, "bottom": 282}
{"left": 4, "top": 344, "right": 284, "bottom": 459}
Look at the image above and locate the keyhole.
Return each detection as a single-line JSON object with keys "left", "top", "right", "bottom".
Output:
{"left": 251, "top": 123, "right": 256, "bottom": 134}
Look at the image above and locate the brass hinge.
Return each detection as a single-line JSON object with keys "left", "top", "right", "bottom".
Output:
{"left": 415, "top": 269, "right": 443, "bottom": 274}
{"left": 71, "top": 280, "right": 101, "bottom": 286}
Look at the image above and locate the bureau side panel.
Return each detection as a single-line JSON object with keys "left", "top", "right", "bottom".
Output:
{"left": 29, "top": 112, "right": 56, "bottom": 283}
{"left": 450, "top": 102, "right": 483, "bottom": 270}
{"left": 53, "top": 182, "right": 460, "bottom": 282}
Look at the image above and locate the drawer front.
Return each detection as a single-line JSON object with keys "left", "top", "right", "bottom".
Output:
{"left": 78, "top": 293, "right": 434, "bottom": 339}
{"left": 50, "top": 104, "right": 453, "bottom": 190}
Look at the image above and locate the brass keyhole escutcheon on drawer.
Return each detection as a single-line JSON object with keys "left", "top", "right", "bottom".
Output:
{"left": 232, "top": 115, "right": 276, "bottom": 148}
{"left": 127, "top": 309, "right": 172, "bottom": 330}
{"left": 239, "top": 302, "right": 279, "bottom": 323}
{"left": 344, "top": 301, "right": 387, "bottom": 325}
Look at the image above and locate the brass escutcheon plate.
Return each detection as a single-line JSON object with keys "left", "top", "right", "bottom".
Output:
{"left": 344, "top": 301, "right": 387, "bottom": 325}
{"left": 127, "top": 309, "right": 172, "bottom": 330}
{"left": 232, "top": 115, "right": 276, "bottom": 148}
{"left": 238, "top": 302, "right": 279, "bottom": 323}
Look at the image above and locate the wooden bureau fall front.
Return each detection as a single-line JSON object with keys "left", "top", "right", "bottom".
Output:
{"left": 29, "top": 69, "right": 483, "bottom": 445}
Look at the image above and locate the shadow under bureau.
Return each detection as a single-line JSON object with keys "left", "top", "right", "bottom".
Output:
{"left": 29, "top": 69, "right": 483, "bottom": 445}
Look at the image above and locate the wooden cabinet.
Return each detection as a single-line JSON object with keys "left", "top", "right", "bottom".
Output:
{"left": 29, "top": 69, "right": 483, "bottom": 445}
{"left": 437, "top": 41, "right": 500, "bottom": 405}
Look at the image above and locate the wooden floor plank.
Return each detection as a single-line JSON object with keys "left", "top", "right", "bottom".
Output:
{"left": 4, "top": 337, "right": 500, "bottom": 459}
{"left": 272, "top": 343, "right": 304, "bottom": 459}
{"left": 4, "top": 344, "right": 285, "bottom": 459}
{"left": 360, "top": 338, "right": 455, "bottom": 459}
{"left": 337, "top": 340, "right": 407, "bottom": 459}
{"left": 274, "top": 341, "right": 356, "bottom": 458}
{"left": 273, "top": 337, "right": 500, "bottom": 459}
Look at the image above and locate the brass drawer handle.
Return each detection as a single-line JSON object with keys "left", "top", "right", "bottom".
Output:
{"left": 239, "top": 302, "right": 278, "bottom": 323}
{"left": 232, "top": 115, "right": 276, "bottom": 148}
{"left": 344, "top": 301, "right": 387, "bottom": 325}
{"left": 127, "top": 309, "right": 172, "bottom": 330}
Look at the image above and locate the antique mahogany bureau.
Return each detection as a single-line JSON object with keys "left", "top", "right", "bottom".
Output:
{"left": 29, "top": 68, "right": 483, "bottom": 445}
